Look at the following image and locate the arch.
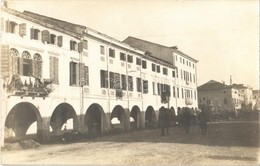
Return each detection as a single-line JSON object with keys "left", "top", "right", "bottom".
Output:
{"left": 4, "top": 102, "right": 43, "bottom": 140}
{"left": 22, "top": 51, "right": 31, "bottom": 59}
{"left": 84, "top": 103, "right": 108, "bottom": 135}
{"left": 130, "top": 105, "right": 142, "bottom": 130}
{"left": 145, "top": 106, "right": 156, "bottom": 128}
{"left": 50, "top": 103, "right": 79, "bottom": 135}
{"left": 10, "top": 48, "right": 19, "bottom": 56}
{"left": 111, "top": 105, "right": 128, "bottom": 131}
{"left": 33, "top": 53, "right": 42, "bottom": 61}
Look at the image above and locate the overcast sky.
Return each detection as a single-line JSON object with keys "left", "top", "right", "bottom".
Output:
{"left": 7, "top": 0, "right": 259, "bottom": 89}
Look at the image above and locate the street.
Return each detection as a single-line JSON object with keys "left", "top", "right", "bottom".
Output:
{"left": 1, "top": 121, "right": 259, "bottom": 165}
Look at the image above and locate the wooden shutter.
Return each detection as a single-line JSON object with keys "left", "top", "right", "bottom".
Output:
{"left": 83, "top": 40, "right": 88, "bottom": 49}
{"left": 18, "top": 57, "right": 23, "bottom": 75}
{"left": 49, "top": 56, "right": 54, "bottom": 80}
{"left": 78, "top": 42, "right": 83, "bottom": 53}
{"left": 32, "top": 60, "right": 42, "bottom": 78}
{"left": 11, "top": 56, "right": 18, "bottom": 75}
{"left": 70, "top": 40, "right": 73, "bottom": 50}
{"left": 54, "top": 57, "right": 59, "bottom": 83}
{"left": 42, "top": 30, "right": 50, "bottom": 43}
{"left": 1, "top": 45, "right": 10, "bottom": 78}
{"left": 19, "top": 23, "right": 26, "bottom": 37}
{"left": 57, "top": 36, "right": 63, "bottom": 47}
{"left": 79, "top": 62, "right": 85, "bottom": 86}
{"left": 5, "top": 20, "right": 10, "bottom": 33}
{"left": 69, "top": 61, "right": 73, "bottom": 86}
{"left": 30, "top": 28, "right": 34, "bottom": 39}
{"left": 1, "top": 18, "right": 3, "bottom": 31}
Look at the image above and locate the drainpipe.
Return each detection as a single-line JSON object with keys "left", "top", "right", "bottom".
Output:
{"left": 106, "top": 41, "right": 113, "bottom": 124}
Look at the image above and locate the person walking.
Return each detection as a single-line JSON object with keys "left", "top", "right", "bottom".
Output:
{"left": 182, "top": 107, "right": 192, "bottom": 134}
{"left": 198, "top": 108, "right": 210, "bottom": 135}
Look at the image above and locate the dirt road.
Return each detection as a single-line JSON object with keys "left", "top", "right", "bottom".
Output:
{"left": 1, "top": 122, "right": 259, "bottom": 165}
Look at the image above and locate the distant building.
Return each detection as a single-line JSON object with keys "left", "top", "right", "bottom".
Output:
{"left": 230, "top": 84, "right": 253, "bottom": 110}
{"left": 197, "top": 80, "right": 241, "bottom": 112}
{"left": 252, "top": 90, "right": 260, "bottom": 111}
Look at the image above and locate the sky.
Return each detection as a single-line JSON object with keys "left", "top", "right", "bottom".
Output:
{"left": 6, "top": 0, "right": 260, "bottom": 89}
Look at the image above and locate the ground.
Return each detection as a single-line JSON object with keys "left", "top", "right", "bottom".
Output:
{"left": 1, "top": 121, "right": 259, "bottom": 165}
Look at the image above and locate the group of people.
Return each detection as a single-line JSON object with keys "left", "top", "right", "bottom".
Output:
{"left": 158, "top": 106, "right": 210, "bottom": 136}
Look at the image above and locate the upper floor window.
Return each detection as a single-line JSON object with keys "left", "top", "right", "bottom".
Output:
{"left": 136, "top": 58, "right": 141, "bottom": 65}
{"left": 21, "top": 51, "right": 31, "bottom": 76}
{"left": 109, "top": 48, "right": 115, "bottom": 58}
{"left": 176, "top": 55, "right": 178, "bottom": 61}
{"left": 156, "top": 65, "right": 160, "bottom": 73}
{"left": 100, "top": 45, "right": 105, "bottom": 55}
{"left": 70, "top": 40, "right": 77, "bottom": 51}
{"left": 121, "top": 74, "right": 127, "bottom": 90}
{"left": 193, "top": 63, "right": 195, "bottom": 68}
{"left": 127, "top": 55, "right": 133, "bottom": 63}
{"left": 172, "top": 70, "right": 175, "bottom": 77}
{"left": 152, "top": 63, "right": 156, "bottom": 72}
{"left": 30, "top": 28, "right": 40, "bottom": 40}
{"left": 142, "top": 60, "right": 147, "bottom": 69}
{"left": 100, "top": 70, "right": 108, "bottom": 88}
{"left": 163, "top": 67, "right": 168, "bottom": 75}
{"left": 189, "top": 62, "right": 191, "bottom": 67}
{"left": 120, "top": 52, "right": 126, "bottom": 61}
{"left": 10, "top": 48, "right": 19, "bottom": 56}
{"left": 136, "top": 77, "right": 142, "bottom": 92}
{"left": 50, "top": 34, "right": 56, "bottom": 45}
{"left": 128, "top": 76, "right": 133, "bottom": 91}
{"left": 83, "top": 40, "right": 88, "bottom": 50}
{"left": 8, "top": 21, "right": 18, "bottom": 34}
{"left": 143, "top": 80, "right": 148, "bottom": 94}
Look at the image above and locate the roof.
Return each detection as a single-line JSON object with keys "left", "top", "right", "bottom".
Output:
{"left": 230, "top": 83, "right": 247, "bottom": 89}
{"left": 123, "top": 36, "right": 198, "bottom": 66}
{"left": 123, "top": 36, "right": 174, "bottom": 65}
{"left": 198, "top": 80, "right": 230, "bottom": 91}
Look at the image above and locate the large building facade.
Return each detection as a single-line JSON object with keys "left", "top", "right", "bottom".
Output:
{"left": 1, "top": 6, "right": 198, "bottom": 144}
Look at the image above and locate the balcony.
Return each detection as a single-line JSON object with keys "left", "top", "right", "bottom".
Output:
{"left": 185, "top": 98, "right": 193, "bottom": 105}
{"left": 4, "top": 74, "right": 54, "bottom": 98}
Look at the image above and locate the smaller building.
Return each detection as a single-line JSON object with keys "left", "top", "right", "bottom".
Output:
{"left": 198, "top": 80, "right": 241, "bottom": 113}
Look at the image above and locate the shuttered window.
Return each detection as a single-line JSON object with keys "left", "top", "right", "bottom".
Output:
{"left": 83, "top": 40, "right": 88, "bottom": 50}
{"left": 156, "top": 65, "right": 160, "bottom": 73}
{"left": 121, "top": 74, "right": 126, "bottom": 90}
{"left": 19, "top": 23, "right": 26, "bottom": 37}
{"left": 78, "top": 42, "right": 83, "bottom": 53}
{"left": 109, "top": 72, "right": 114, "bottom": 89}
{"left": 50, "top": 34, "right": 56, "bottom": 45}
{"left": 100, "top": 70, "right": 108, "bottom": 88}
{"left": 109, "top": 48, "right": 115, "bottom": 58}
{"left": 136, "top": 58, "right": 141, "bottom": 65}
{"left": 163, "top": 67, "right": 168, "bottom": 75}
{"left": 143, "top": 80, "right": 148, "bottom": 94}
{"left": 127, "top": 55, "right": 133, "bottom": 63}
{"left": 128, "top": 76, "right": 133, "bottom": 91}
{"left": 69, "top": 61, "right": 78, "bottom": 85}
{"left": 50, "top": 56, "right": 59, "bottom": 84}
{"left": 136, "top": 77, "right": 142, "bottom": 92}
{"left": 1, "top": 45, "right": 10, "bottom": 77}
{"left": 70, "top": 40, "right": 77, "bottom": 51}
{"left": 142, "top": 60, "right": 147, "bottom": 69}
{"left": 151, "top": 63, "right": 156, "bottom": 72}
{"left": 32, "top": 54, "right": 42, "bottom": 78}
{"left": 57, "top": 36, "right": 63, "bottom": 47}
{"left": 42, "top": 30, "right": 50, "bottom": 43}
{"left": 120, "top": 53, "right": 126, "bottom": 61}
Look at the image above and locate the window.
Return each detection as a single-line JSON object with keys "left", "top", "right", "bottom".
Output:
{"left": 193, "top": 74, "right": 195, "bottom": 83}
{"left": 50, "top": 34, "right": 56, "bottom": 45}
{"left": 121, "top": 74, "right": 127, "bottom": 90}
{"left": 109, "top": 72, "right": 114, "bottom": 89}
{"left": 182, "top": 88, "right": 184, "bottom": 98}
{"left": 20, "top": 51, "right": 31, "bottom": 76}
{"left": 191, "top": 90, "right": 193, "bottom": 99}
{"left": 156, "top": 65, "right": 160, "bottom": 73}
{"left": 69, "top": 61, "right": 77, "bottom": 85}
{"left": 186, "top": 60, "right": 188, "bottom": 66}
{"left": 113, "top": 73, "right": 120, "bottom": 89}
{"left": 173, "top": 86, "right": 175, "bottom": 97}
{"left": 224, "top": 98, "right": 227, "bottom": 104}
{"left": 142, "top": 60, "right": 147, "bottom": 69}
{"left": 100, "top": 45, "right": 105, "bottom": 54}
{"left": 128, "top": 76, "right": 133, "bottom": 91}
{"left": 30, "top": 28, "right": 40, "bottom": 40}
{"left": 70, "top": 40, "right": 77, "bottom": 51}
{"left": 9, "top": 21, "right": 18, "bottom": 34}
{"left": 177, "top": 87, "right": 179, "bottom": 98}
{"left": 172, "top": 70, "right": 175, "bottom": 77}
{"left": 181, "top": 69, "right": 183, "bottom": 79}
{"left": 143, "top": 80, "right": 148, "bottom": 94}
{"left": 163, "top": 67, "right": 168, "bottom": 75}
{"left": 83, "top": 40, "right": 88, "bottom": 50}
{"left": 137, "top": 77, "right": 142, "bottom": 92}
{"left": 189, "top": 62, "right": 191, "bottom": 67}
{"left": 120, "top": 52, "right": 126, "bottom": 61}
{"left": 157, "top": 83, "right": 161, "bottom": 95}
{"left": 176, "top": 55, "right": 178, "bottom": 61}
{"left": 152, "top": 82, "right": 156, "bottom": 95}
{"left": 152, "top": 63, "right": 156, "bottom": 72}
{"left": 136, "top": 58, "right": 141, "bottom": 65}
{"left": 127, "top": 55, "right": 133, "bottom": 63}
{"left": 100, "top": 70, "right": 108, "bottom": 88}
{"left": 193, "top": 63, "right": 195, "bottom": 68}
{"left": 183, "top": 59, "right": 185, "bottom": 64}
{"left": 109, "top": 48, "right": 115, "bottom": 58}
{"left": 180, "top": 57, "right": 182, "bottom": 62}
{"left": 190, "top": 73, "right": 192, "bottom": 82}
{"left": 176, "top": 68, "right": 178, "bottom": 78}
{"left": 33, "top": 53, "right": 42, "bottom": 78}
{"left": 84, "top": 66, "right": 89, "bottom": 86}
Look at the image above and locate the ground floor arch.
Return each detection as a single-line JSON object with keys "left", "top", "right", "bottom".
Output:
{"left": 111, "top": 105, "right": 128, "bottom": 131}
{"left": 145, "top": 106, "right": 156, "bottom": 128}
{"left": 84, "top": 103, "right": 108, "bottom": 135}
{"left": 50, "top": 103, "right": 79, "bottom": 135}
{"left": 5, "top": 102, "right": 43, "bottom": 140}
{"left": 130, "top": 105, "right": 142, "bottom": 130}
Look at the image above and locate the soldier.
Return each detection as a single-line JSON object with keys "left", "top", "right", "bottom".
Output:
{"left": 198, "top": 108, "right": 210, "bottom": 135}
{"left": 158, "top": 107, "right": 171, "bottom": 136}
{"left": 182, "top": 107, "right": 192, "bottom": 134}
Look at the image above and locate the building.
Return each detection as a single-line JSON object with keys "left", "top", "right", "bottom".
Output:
{"left": 231, "top": 83, "right": 253, "bottom": 109}
{"left": 197, "top": 80, "right": 253, "bottom": 113}
{"left": 252, "top": 90, "right": 260, "bottom": 111}
{"left": 1, "top": 5, "right": 198, "bottom": 144}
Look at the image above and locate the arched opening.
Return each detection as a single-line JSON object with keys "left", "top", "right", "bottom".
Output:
{"left": 145, "top": 106, "right": 156, "bottom": 128}
{"left": 111, "top": 105, "right": 127, "bottom": 131}
{"left": 85, "top": 104, "right": 106, "bottom": 136}
{"left": 130, "top": 106, "right": 141, "bottom": 130}
{"left": 50, "top": 103, "right": 79, "bottom": 135}
{"left": 4, "top": 102, "right": 42, "bottom": 141}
